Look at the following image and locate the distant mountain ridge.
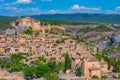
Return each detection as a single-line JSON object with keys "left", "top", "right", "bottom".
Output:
{"left": 0, "top": 13, "right": 120, "bottom": 25}
{"left": 29, "top": 13, "right": 120, "bottom": 24}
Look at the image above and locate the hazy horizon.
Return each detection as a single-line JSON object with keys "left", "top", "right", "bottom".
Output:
{"left": 0, "top": 0, "right": 120, "bottom": 16}
{"left": 1, "top": 13, "right": 120, "bottom": 17}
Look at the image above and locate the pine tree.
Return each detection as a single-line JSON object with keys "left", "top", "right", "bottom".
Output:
{"left": 64, "top": 53, "right": 71, "bottom": 71}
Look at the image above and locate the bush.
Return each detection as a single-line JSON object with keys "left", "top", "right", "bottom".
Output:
{"left": 0, "top": 60, "right": 10, "bottom": 68}
{"left": 23, "top": 28, "right": 33, "bottom": 35}
{"left": 45, "top": 29, "right": 49, "bottom": 33}
{"left": 0, "top": 53, "right": 4, "bottom": 56}
{"left": 76, "top": 66, "right": 82, "bottom": 76}
{"left": 92, "top": 75, "right": 98, "bottom": 79}
{"left": 0, "top": 78, "right": 7, "bottom": 80}
{"left": 101, "top": 75, "right": 108, "bottom": 79}
{"left": 43, "top": 73, "right": 60, "bottom": 80}
{"left": 47, "top": 60, "right": 56, "bottom": 71}
{"left": 118, "top": 74, "right": 120, "bottom": 79}
{"left": 38, "top": 57, "right": 46, "bottom": 62}
{"left": 35, "top": 64, "right": 51, "bottom": 78}
{"left": 55, "top": 62, "right": 64, "bottom": 72}
{"left": 35, "top": 31, "right": 39, "bottom": 37}
{"left": 23, "top": 66, "right": 35, "bottom": 77}
{"left": 56, "top": 39, "right": 64, "bottom": 44}
{"left": 112, "top": 75, "right": 118, "bottom": 79}
{"left": 11, "top": 53, "right": 23, "bottom": 63}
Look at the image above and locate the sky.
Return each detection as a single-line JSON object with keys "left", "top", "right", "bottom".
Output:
{"left": 0, "top": 0, "right": 120, "bottom": 16}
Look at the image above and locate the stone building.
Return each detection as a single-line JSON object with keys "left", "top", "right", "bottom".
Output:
{"left": 15, "top": 16, "right": 65, "bottom": 33}
{"left": 0, "top": 68, "right": 24, "bottom": 80}
{"left": 70, "top": 44, "right": 108, "bottom": 78}
{"left": 82, "top": 57, "right": 108, "bottom": 78}
{"left": 17, "top": 16, "right": 41, "bottom": 31}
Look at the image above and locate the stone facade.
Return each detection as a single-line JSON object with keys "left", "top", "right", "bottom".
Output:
{"left": 0, "top": 68, "right": 24, "bottom": 80}
{"left": 15, "top": 16, "right": 65, "bottom": 33}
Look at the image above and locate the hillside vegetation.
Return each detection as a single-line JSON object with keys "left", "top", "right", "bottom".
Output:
{"left": 77, "top": 25, "right": 113, "bottom": 33}
{"left": 0, "top": 16, "right": 15, "bottom": 30}
{"left": 93, "top": 42, "right": 120, "bottom": 73}
{"left": 40, "top": 20, "right": 96, "bottom": 25}
{"left": 64, "top": 24, "right": 116, "bottom": 42}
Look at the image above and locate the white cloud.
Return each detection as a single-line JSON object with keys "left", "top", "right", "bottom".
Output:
{"left": 49, "top": 10, "right": 59, "bottom": 13}
{"left": 0, "top": 6, "right": 40, "bottom": 12}
{"left": 115, "top": 6, "right": 120, "bottom": 10}
{"left": 70, "top": 4, "right": 101, "bottom": 11}
{"left": 71, "top": 4, "right": 80, "bottom": 10}
{"left": 16, "top": 0, "right": 32, "bottom": 4}
{"left": 0, "top": 5, "right": 40, "bottom": 16}
{"left": 106, "top": 6, "right": 120, "bottom": 14}
{"left": 41, "top": 0, "right": 52, "bottom": 2}
{"left": 106, "top": 10, "right": 116, "bottom": 14}
{"left": 3, "top": 0, "right": 33, "bottom": 6}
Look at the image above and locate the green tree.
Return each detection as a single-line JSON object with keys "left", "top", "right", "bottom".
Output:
{"left": 47, "top": 60, "right": 56, "bottom": 71}
{"left": 45, "top": 29, "right": 49, "bottom": 33}
{"left": 23, "top": 66, "right": 35, "bottom": 77}
{"left": 38, "top": 57, "right": 46, "bottom": 62}
{"left": 64, "top": 53, "right": 71, "bottom": 71}
{"left": 55, "top": 62, "right": 64, "bottom": 72}
{"left": 114, "top": 65, "right": 120, "bottom": 72}
{"left": 44, "top": 73, "right": 60, "bottom": 80}
{"left": 9, "top": 63, "right": 21, "bottom": 72}
{"left": 11, "top": 53, "right": 23, "bottom": 63}
{"left": 23, "top": 28, "right": 33, "bottom": 35}
{"left": 0, "top": 60, "right": 10, "bottom": 68}
{"left": 35, "top": 31, "right": 39, "bottom": 37}
{"left": 35, "top": 64, "right": 51, "bottom": 78}
{"left": 76, "top": 66, "right": 82, "bottom": 76}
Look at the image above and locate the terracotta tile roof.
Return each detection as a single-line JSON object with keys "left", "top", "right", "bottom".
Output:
{"left": 87, "top": 57, "right": 98, "bottom": 62}
{"left": 89, "top": 66, "right": 100, "bottom": 70}
{"left": 71, "top": 55, "right": 81, "bottom": 59}
{"left": 100, "top": 59, "right": 107, "bottom": 64}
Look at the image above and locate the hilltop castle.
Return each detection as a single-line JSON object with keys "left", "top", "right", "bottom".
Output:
{"left": 14, "top": 16, "right": 65, "bottom": 33}
{"left": 16, "top": 16, "right": 41, "bottom": 31}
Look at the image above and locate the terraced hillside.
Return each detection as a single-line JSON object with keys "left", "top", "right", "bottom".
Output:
{"left": 64, "top": 24, "right": 117, "bottom": 42}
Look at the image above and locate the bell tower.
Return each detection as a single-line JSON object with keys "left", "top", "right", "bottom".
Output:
{"left": 17, "top": 16, "right": 21, "bottom": 23}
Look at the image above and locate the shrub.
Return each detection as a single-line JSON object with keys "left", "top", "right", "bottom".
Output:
{"left": 76, "top": 66, "right": 82, "bottom": 76}
{"left": 92, "top": 75, "right": 98, "bottom": 79}
{"left": 112, "top": 75, "right": 118, "bottom": 79}
{"left": 101, "top": 75, "right": 108, "bottom": 79}
{"left": 23, "top": 28, "right": 33, "bottom": 35}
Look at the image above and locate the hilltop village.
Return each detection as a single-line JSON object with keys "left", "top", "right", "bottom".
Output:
{"left": 0, "top": 17, "right": 119, "bottom": 80}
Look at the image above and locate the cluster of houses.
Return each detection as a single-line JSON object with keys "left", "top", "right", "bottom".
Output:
{"left": 0, "top": 68, "right": 24, "bottom": 80}
{"left": 0, "top": 17, "right": 110, "bottom": 80}
{"left": 0, "top": 34, "right": 109, "bottom": 79}
{"left": 0, "top": 34, "right": 74, "bottom": 61}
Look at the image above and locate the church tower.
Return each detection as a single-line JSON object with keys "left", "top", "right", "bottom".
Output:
{"left": 17, "top": 16, "right": 21, "bottom": 23}
{"left": 31, "top": 18, "right": 34, "bottom": 30}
